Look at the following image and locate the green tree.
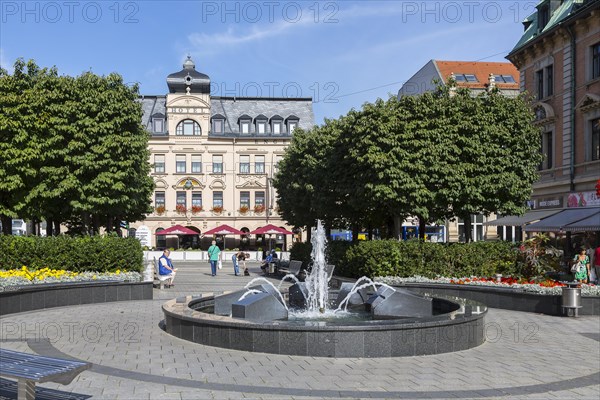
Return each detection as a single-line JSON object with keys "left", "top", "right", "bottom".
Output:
{"left": 0, "top": 59, "right": 154, "bottom": 235}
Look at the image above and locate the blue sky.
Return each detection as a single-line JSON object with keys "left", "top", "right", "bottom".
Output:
{"left": 0, "top": 0, "right": 537, "bottom": 124}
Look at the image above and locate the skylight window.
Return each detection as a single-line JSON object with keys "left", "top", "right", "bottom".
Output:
{"left": 494, "top": 75, "right": 516, "bottom": 83}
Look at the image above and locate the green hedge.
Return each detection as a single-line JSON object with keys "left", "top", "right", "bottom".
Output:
{"left": 292, "top": 239, "right": 518, "bottom": 279}
{"left": 0, "top": 235, "right": 144, "bottom": 273}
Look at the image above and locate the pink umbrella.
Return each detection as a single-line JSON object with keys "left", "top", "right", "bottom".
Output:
{"left": 156, "top": 224, "right": 199, "bottom": 235}
{"left": 203, "top": 224, "right": 244, "bottom": 236}
{"left": 250, "top": 224, "right": 293, "bottom": 235}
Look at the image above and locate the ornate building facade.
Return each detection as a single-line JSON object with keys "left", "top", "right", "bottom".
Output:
{"left": 502, "top": 0, "right": 600, "bottom": 245}
{"left": 131, "top": 58, "right": 313, "bottom": 249}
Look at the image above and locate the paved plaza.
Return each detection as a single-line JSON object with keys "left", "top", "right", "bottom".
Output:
{"left": 0, "top": 261, "right": 599, "bottom": 399}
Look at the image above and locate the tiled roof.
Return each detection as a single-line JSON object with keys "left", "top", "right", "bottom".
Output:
{"left": 434, "top": 61, "right": 520, "bottom": 89}
{"left": 139, "top": 96, "right": 166, "bottom": 132}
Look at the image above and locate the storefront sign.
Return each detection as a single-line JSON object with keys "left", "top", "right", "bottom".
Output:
{"left": 535, "top": 197, "right": 563, "bottom": 209}
{"left": 567, "top": 191, "right": 600, "bottom": 207}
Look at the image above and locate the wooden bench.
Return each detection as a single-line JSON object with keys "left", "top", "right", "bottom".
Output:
{"left": 0, "top": 348, "right": 91, "bottom": 400}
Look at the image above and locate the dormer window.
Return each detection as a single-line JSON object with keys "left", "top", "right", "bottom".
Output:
{"left": 285, "top": 115, "right": 299, "bottom": 133}
{"left": 238, "top": 114, "right": 252, "bottom": 135}
{"left": 211, "top": 114, "right": 225, "bottom": 134}
{"left": 255, "top": 114, "right": 268, "bottom": 134}
{"left": 151, "top": 113, "right": 165, "bottom": 133}
{"left": 270, "top": 115, "right": 283, "bottom": 135}
{"left": 176, "top": 119, "right": 201, "bottom": 136}
{"left": 537, "top": 3, "right": 550, "bottom": 31}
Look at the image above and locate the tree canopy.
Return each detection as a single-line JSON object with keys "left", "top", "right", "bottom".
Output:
{"left": 274, "top": 81, "right": 541, "bottom": 242}
{"left": 0, "top": 59, "right": 154, "bottom": 235}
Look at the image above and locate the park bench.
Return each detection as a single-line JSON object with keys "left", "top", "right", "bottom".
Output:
{"left": 154, "top": 257, "right": 170, "bottom": 289}
{"left": 278, "top": 260, "right": 303, "bottom": 277}
{"left": 0, "top": 348, "right": 91, "bottom": 400}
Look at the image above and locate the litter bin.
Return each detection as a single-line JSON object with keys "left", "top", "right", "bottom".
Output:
{"left": 561, "top": 283, "right": 582, "bottom": 317}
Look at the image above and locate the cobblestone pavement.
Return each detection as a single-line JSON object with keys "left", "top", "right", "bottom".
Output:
{"left": 0, "top": 261, "right": 599, "bottom": 399}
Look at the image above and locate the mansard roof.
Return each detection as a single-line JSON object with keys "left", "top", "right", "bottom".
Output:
{"left": 509, "top": 0, "right": 599, "bottom": 56}
{"left": 139, "top": 95, "right": 314, "bottom": 136}
{"left": 210, "top": 97, "right": 314, "bottom": 135}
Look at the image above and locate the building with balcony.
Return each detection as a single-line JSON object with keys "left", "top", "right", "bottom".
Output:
{"left": 131, "top": 57, "right": 314, "bottom": 249}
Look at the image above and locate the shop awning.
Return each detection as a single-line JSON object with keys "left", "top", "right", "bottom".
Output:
{"left": 483, "top": 209, "right": 561, "bottom": 226}
{"left": 561, "top": 211, "right": 600, "bottom": 232}
{"left": 523, "top": 207, "right": 600, "bottom": 232}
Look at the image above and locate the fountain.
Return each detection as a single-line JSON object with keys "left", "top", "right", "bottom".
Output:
{"left": 162, "top": 220, "right": 487, "bottom": 357}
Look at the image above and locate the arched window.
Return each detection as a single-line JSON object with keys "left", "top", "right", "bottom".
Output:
{"left": 176, "top": 119, "right": 201, "bottom": 136}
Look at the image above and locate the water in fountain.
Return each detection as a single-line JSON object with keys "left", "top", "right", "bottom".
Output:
{"left": 244, "top": 278, "right": 289, "bottom": 310}
{"left": 335, "top": 278, "right": 397, "bottom": 312}
{"left": 304, "top": 220, "right": 329, "bottom": 313}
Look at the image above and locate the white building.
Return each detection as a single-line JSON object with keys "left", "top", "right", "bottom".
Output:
{"left": 131, "top": 58, "right": 314, "bottom": 250}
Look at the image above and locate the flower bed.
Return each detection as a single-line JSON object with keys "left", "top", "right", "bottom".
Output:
{"left": 0, "top": 266, "right": 141, "bottom": 289}
{"left": 377, "top": 275, "right": 600, "bottom": 296}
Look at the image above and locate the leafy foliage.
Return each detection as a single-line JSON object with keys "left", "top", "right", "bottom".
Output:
{"left": 0, "top": 235, "right": 143, "bottom": 272}
{"left": 274, "top": 81, "right": 541, "bottom": 241}
{"left": 0, "top": 59, "right": 154, "bottom": 235}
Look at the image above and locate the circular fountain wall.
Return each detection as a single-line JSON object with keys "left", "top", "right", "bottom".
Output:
{"left": 162, "top": 292, "right": 486, "bottom": 357}
{"left": 162, "top": 221, "right": 487, "bottom": 357}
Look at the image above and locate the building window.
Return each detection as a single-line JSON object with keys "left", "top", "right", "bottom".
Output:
{"left": 288, "top": 121, "right": 298, "bottom": 133}
{"left": 538, "top": 4, "right": 549, "bottom": 30}
{"left": 239, "top": 155, "right": 250, "bottom": 173}
{"left": 255, "top": 191, "right": 265, "bottom": 207}
{"left": 255, "top": 155, "right": 265, "bottom": 174}
{"left": 192, "top": 192, "right": 202, "bottom": 208}
{"left": 212, "top": 118, "right": 224, "bottom": 134}
{"left": 255, "top": 116, "right": 267, "bottom": 134}
{"left": 464, "top": 74, "right": 477, "bottom": 82}
{"left": 191, "top": 155, "right": 202, "bottom": 173}
{"left": 536, "top": 66, "right": 553, "bottom": 99}
{"left": 154, "top": 154, "right": 165, "bottom": 173}
{"left": 239, "top": 117, "right": 251, "bottom": 134}
{"left": 593, "top": 43, "right": 600, "bottom": 80}
{"left": 176, "top": 155, "right": 186, "bottom": 173}
{"left": 213, "top": 191, "right": 223, "bottom": 208}
{"left": 540, "top": 131, "right": 553, "bottom": 170}
{"left": 153, "top": 118, "right": 164, "bottom": 133}
{"left": 155, "top": 191, "right": 165, "bottom": 207}
{"left": 493, "top": 75, "right": 516, "bottom": 83}
{"left": 458, "top": 215, "right": 484, "bottom": 242}
{"left": 240, "top": 191, "right": 250, "bottom": 208}
{"left": 176, "top": 119, "right": 201, "bottom": 136}
{"left": 176, "top": 191, "right": 187, "bottom": 208}
{"left": 212, "top": 155, "right": 223, "bottom": 174}
{"left": 545, "top": 65, "right": 553, "bottom": 96}
{"left": 592, "top": 118, "right": 600, "bottom": 161}
{"left": 272, "top": 121, "right": 281, "bottom": 134}
{"left": 274, "top": 155, "right": 283, "bottom": 176}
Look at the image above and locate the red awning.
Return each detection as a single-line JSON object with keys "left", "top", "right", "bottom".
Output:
{"left": 203, "top": 224, "right": 244, "bottom": 235}
{"left": 156, "top": 225, "right": 199, "bottom": 236}
{"left": 250, "top": 224, "right": 293, "bottom": 235}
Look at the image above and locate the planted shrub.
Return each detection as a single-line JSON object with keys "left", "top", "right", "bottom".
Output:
{"left": 0, "top": 235, "right": 143, "bottom": 273}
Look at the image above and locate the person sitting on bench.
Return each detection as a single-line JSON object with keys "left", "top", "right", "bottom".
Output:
{"left": 158, "top": 249, "right": 178, "bottom": 287}
{"left": 260, "top": 250, "right": 277, "bottom": 274}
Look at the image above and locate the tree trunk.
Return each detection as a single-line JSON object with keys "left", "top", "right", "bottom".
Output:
{"left": 352, "top": 225, "right": 359, "bottom": 243}
{"left": 1, "top": 215, "right": 12, "bottom": 235}
{"left": 53, "top": 220, "right": 61, "bottom": 235}
{"left": 386, "top": 217, "right": 395, "bottom": 239}
{"left": 368, "top": 224, "right": 373, "bottom": 240}
{"left": 393, "top": 216, "right": 403, "bottom": 240}
{"left": 306, "top": 225, "right": 312, "bottom": 243}
{"left": 47, "top": 218, "right": 54, "bottom": 237}
{"left": 418, "top": 217, "right": 426, "bottom": 241}
{"left": 106, "top": 216, "right": 113, "bottom": 233}
{"left": 463, "top": 215, "right": 473, "bottom": 243}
